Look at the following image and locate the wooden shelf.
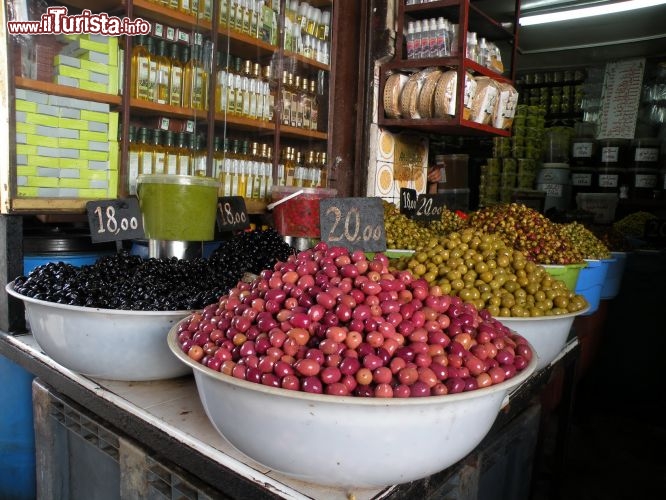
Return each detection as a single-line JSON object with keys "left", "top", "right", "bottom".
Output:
{"left": 378, "top": 116, "right": 511, "bottom": 137}
{"left": 404, "top": 0, "right": 515, "bottom": 41}
{"left": 10, "top": 198, "right": 88, "bottom": 214}
{"left": 217, "top": 28, "right": 278, "bottom": 63}
{"left": 383, "top": 58, "right": 511, "bottom": 83}
{"left": 62, "top": 0, "right": 123, "bottom": 12}
{"left": 129, "top": 98, "right": 208, "bottom": 120}
{"left": 283, "top": 51, "right": 330, "bottom": 72}
{"left": 15, "top": 77, "right": 122, "bottom": 106}
{"left": 212, "top": 113, "right": 276, "bottom": 133}
{"left": 278, "top": 124, "right": 328, "bottom": 141}
{"left": 245, "top": 198, "right": 268, "bottom": 214}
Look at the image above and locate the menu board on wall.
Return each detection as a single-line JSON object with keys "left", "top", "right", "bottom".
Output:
{"left": 597, "top": 58, "right": 645, "bottom": 140}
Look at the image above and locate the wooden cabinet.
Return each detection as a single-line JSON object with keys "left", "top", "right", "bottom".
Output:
{"left": 378, "top": 0, "right": 520, "bottom": 137}
{"left": 3, "top": 0, "right": 335, "bottom": 214}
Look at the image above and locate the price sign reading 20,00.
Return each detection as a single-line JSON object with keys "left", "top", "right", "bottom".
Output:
{"left": 319, "top": 197, "right": 387, "bottom": 252}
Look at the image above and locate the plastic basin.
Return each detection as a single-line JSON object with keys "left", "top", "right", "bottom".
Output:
{"left": 6, "top": 282, "right": 191, "bottom": 381}
{"left": 167, "top": 321, "right": 537, "bottom": 489}
{"left": 541, "top": 262, "right": 586, "bottom": 291}
{"left": 574, "top": 259, "right": 610, "bottom": 315}
{"left": 601, "top": 251, "right": 628, "bottom": 300}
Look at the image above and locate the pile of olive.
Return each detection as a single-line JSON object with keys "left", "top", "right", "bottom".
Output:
{"left": 425, "top": 208, "right": 468, "bottom": 236}
{"left": 613, "top": 211, "right": 657, "bottom": 239}
{"left": 383, "top": 201, "right": 436, "bottom": 250}
{"left": 390, "top": 227, "right": 588, "bottom": 317}
{"left": 13, "top": 229, "right": 296, "bottom": 311}
{"left": 559, "top": 222, "right": 611, "bottom": 260}
{"left": 468, "top": 203, "right": 583, "bottom": 265}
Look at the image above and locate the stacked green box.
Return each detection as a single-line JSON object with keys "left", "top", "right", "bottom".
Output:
{"left": 54, "top": 34, "right": 119, "bottom": 95}
{"left": 15, "top": 89, "right": 118, "bottom": 198}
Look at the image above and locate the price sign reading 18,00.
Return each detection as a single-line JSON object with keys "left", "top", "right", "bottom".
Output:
{"left": 216, "top": 196, "right": 250, "bottom": 232}
{"left": 86, "top": 198, "right": 144, "bottom": 243}
{"left": 319, "top": 197, "right": 387, "bottom": 252}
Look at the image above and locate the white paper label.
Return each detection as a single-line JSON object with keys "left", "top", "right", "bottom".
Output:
{"left": 634, "top": 148, "right": 659, "bottom": 162}
{"left": 598, "top": 174, "right": 619, "bottom": 188}
{"left": 572, "top": 173, "right": 592, "bottom": 186}
{"left": 541, "top": 183, "right": 563, "bottom": 197}
{"left": 572, "top": 142, "right": 593, "bottom": 158}
{"left": 633, "top": 173, "right": 657, "bottom": 188}
{"left": 601, "top": 147, "right": 619, "bottom": 163}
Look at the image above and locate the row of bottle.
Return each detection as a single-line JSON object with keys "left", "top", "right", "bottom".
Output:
{"left": 283, "top": 1, "right": 331, "bottom": 65}
{"left": 404, "top": 18, "right": 504, "bottom": 72}
{"left": 279, "top": 70, "right": 320, "bottom": 130}
{"left": 276, "top": 146, "right": 328, "bottom": 189}
{"left": 131, "top": 35, "right": 209, "bottom": 110}
{"left": 219, "top": 0, "right": 280, "bottom": 45}
{"left": 126, "top": 126, "right": 328, "bottom": 198}
{"left": 405, "top": 18, "right": 458, "bottom": 60}
{"left": 215, "top": 56, "right": 273, "bottom": 120}
{"left": 146, "top": 0, "right": 214, "bottom": 21}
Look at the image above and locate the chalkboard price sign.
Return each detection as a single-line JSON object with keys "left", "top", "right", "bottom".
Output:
{"left": 86, "top": 198, "right": 144, "bottom": 243}
{"left": 319, "top": 197, "right": 387, "bottom": 252}
{"left": 217, "top": 196, "right": 250, "bottom": 232}
{"left": 400, "top": 188, "right": 418, "bottom": 217}
{"left": 412, "top": 193, "right": 447, "bottom": 222}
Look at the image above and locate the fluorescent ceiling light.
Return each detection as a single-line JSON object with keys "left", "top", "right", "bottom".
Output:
{"left": 519, "top": 0, "right": 666, "bottom": 26}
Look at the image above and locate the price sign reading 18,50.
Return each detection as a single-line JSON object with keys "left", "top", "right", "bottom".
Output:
{"left": 319, "top": 197, "right": 387, "bottom": 252}
{"left": 86, "top": 198, "right": 144, "bottom": 243}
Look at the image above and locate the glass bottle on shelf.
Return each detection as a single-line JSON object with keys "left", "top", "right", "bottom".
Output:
{"left": 251, "top": 62, "right": 262, "bottom": 120}
{"left": 220, "top": 138, "right": 233, "bottom": 196}
{"left": 192, "top": 44, "right": 208, "bottom": 110}
{"left": 215, "top": 51, "right": 227, "bottom": 113}
{"left": 131, "top": 35, "right": 151, "bottom": 100}
{"left": 284, "top": 146, "right": 296, "bottom": 186}
{"left": 181, "top": 45, "right": 193, "bottom": 108}
{"left": 240, "top": 59, "right": 252, "bottom": 117}
{"left": 233, "top": 57, "right": 244, "bottom": 116}
{"left": 179, "top": 0, "right": 192, "bottom": 16}
{"left": 168, "top": 42, "right": 184, "bottom": 107}
{"left": 292, "top": 75, "right": 303, "bottom": 128}
{"left": 137, "top": 127, "right": 153, "bottom": 175}
{"left": 150, "top": 129, "right": 167, "bottom": 175}
{"left": 164, "top": 131, "right": 178, "bottom": 175}
{"left": 281, "top": 71, "right": 293, "bottom": 126}
{"left": 219, "top": 0, "right": 229, "bottom": 27}
{"left": 192, "top": 134, "right": 207, "bottom": 176}
{"left": 309, "top": 79, "right": 318, "bottom": 131}
{"left": 145, "top": 37, "right": 158, "bottom": 102}
{"left": 301, "top": 77, "right": 311, "bottom": 130}
{"left": 154, "top": 39, "right": 171, "bottom": 105}
{"left": 318, "top": 151, "right": 328, "bottom": 187}
{"left": 175, "top": 131, "right": 191, "bottom": 175}
{"left": 263, "top": 65, "right": 275, "bottom": 121}
{"left": 127, "top": 125, "right": 140, "bottom": 195}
